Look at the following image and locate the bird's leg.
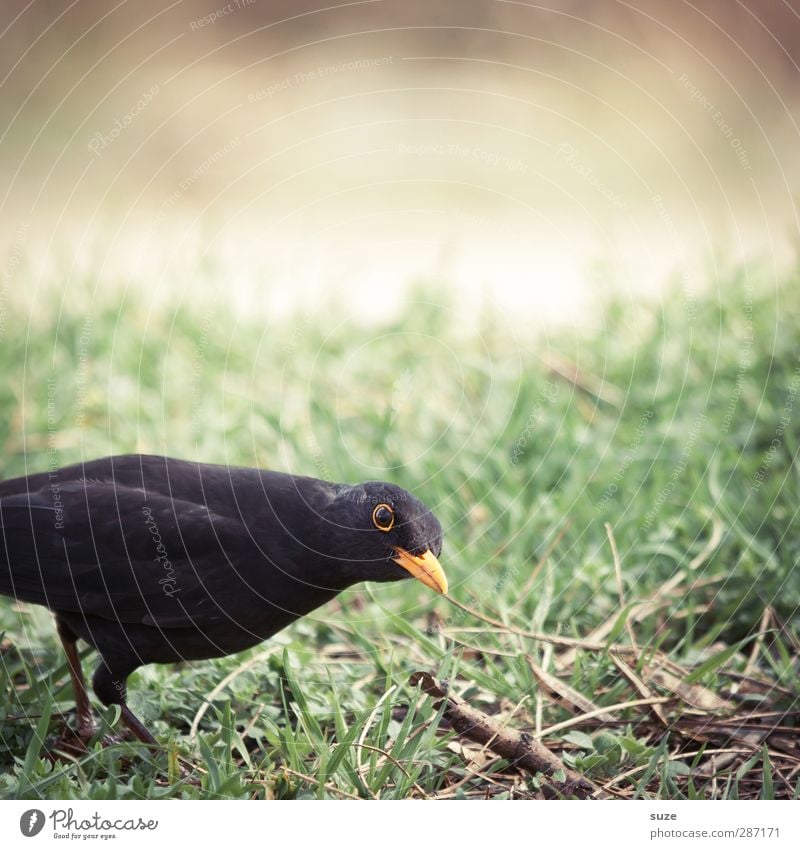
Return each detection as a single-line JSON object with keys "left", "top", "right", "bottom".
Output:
{"left": 119, "top": 704, "right": 159, "bottom": 746}
{"left": 55, "top": 619, "right": 95, "bottom": 742}
{"left": 92, "top": 661, "right": 158, "bottom": 746}
{"left": 92, "top": 661, "right": 198, "bottom": 782}
{"left": 119, "top": 702, "right": 200, "bottom": 782}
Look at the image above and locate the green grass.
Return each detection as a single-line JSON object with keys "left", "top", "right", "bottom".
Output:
{"left": 1, "top": 267, "right": 798, "bottom": 799}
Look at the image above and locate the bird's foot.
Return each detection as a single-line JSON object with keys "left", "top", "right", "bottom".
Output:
{"left": 53, "top": 705, "right": 130, "bottom": 751}
{"left": 49, "top": 720, "right": 126, "bottom": 759}
{"left": 51, "top": 711, "right": 199, "bottom": 785}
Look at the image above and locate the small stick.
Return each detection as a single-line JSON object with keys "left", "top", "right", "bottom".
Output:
{"left": 410, "top": 671, "right": 603, "bottom": 799}
{"left": 444, "top": 597, "right": 623, "bottom": 650}
{"left": 526, "top": 655, "right": 612, "bottom": 721}
{"left": 609, "top": 652, "right": 668, "bottom": 726}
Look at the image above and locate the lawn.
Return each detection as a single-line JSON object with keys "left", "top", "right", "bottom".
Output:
{"left": 1, "top": 268, "right": 798, "bottom": 799}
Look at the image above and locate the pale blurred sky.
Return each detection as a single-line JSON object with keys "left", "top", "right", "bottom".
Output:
{"left": 1, "top": 0, "right": 798, "bottom": 328}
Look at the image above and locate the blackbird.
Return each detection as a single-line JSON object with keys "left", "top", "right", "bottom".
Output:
{"left": 0, "top": 454, "right": 446, "bottom": 745}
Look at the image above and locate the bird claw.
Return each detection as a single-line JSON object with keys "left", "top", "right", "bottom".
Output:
{"left": 48, "top": 721, "right": 126, "bottom": 759}
{"left": 50, "top": 721, "right": 199, "bottom": 786}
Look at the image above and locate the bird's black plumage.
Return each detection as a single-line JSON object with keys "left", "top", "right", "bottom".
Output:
{"left": 0, "top": 454, "right": 446, "bottom": 744}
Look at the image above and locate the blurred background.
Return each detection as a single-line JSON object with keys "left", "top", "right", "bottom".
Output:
{"left": 2, "top": 0, "right": 798, "bottom": 326}
{"left": 2, "top": 2, "right": 800, "bottom": 801}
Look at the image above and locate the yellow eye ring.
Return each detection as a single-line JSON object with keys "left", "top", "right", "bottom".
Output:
{"left": 372, "top": 503, "right": 395, "bottom": 532}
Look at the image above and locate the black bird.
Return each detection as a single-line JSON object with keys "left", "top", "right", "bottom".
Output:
{"left": 0, "top": 454, "right": 446, "bottom": 745}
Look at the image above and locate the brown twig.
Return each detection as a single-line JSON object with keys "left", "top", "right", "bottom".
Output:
{"left": 744, "top": 607, "right": 773, "bottom": 678}
{"left": 609, "top": 652, "right": 669, "bottom": 726}
{"left": 409, "top": 671, "right": 603, "bottom": 799}
{"left": 543, "top": 351, "right": 624, "bottom": 407}
{"left": 526, "top": 655, "right": 611, "bottom": 720}
{"left": 444, "top": 597, "right": 629, "bottom": 651}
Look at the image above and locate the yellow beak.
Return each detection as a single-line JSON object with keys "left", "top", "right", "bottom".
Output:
{"left": 391, "top": 547, "right": 448, "bottom": 595}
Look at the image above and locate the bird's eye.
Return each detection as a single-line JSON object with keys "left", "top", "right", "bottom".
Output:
{"left": 372, "top": 503, "right": 395, "bottom": 531}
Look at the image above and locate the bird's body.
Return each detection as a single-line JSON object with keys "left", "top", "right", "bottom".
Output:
{"left": 0, "top": 454, "right": 446, "bottom": 744}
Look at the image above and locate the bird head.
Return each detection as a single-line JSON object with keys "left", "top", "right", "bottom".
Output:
{"left": 324, "top": 481, "right": 447, "bottom": 594}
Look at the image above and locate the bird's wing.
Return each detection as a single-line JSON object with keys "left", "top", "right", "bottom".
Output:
{"left": 0, "top": 481, "right": 262, "bottom": 628}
